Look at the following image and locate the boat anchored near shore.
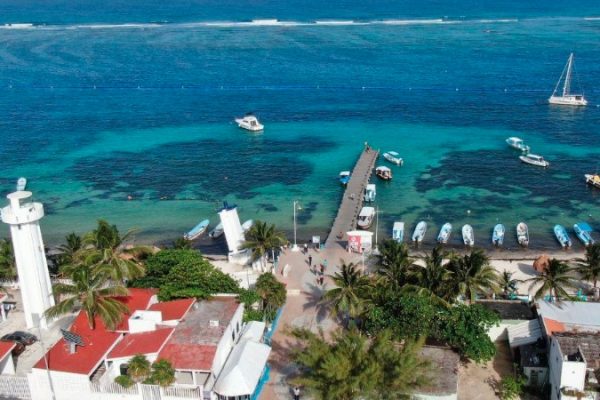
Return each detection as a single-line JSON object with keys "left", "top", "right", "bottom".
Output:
{"left": 383, "top": 151, "right": 403, "bottom": 166}
{"left": 462, "top": 224, "right": 474, "bottom": 247}
{"left": 412, "top": 221, "right": 427, "bottom": 243}
{"left": 437, "top": 223, "right": 452, "bottom": 244}
{"left": 585, "top": 174, "right": 600, "bottom": 189}
{"left": 235, "top": 114, "right": 264, "bottom": 132}
{"left": 375, "top": 166, "right": 392, "bottom": 181}
{"left": 392, "top": 221, "right": 405, "bottom": 243}
{"left": 517, "top": 222, "right": 529, "bottom": 247}
{"left": 357, "top": 207, "right": 375, "bottom": 230}
{"left": 492, "top": 224, "right": 505, "bottom": 247}
{"left": 574, "top": 222, "right": 595, "bottom": 246}
{"left": 184, "top": 219, "right": 210, "bottom": 240}
{"left": 553, "top": 224, "right": 572, "bottom": 248}
{"left": 506, "top": 137, "right": 530, "bottom": 153}
{"left": 520, "top": 153, "right": 549, "bottom": 168}
{"left": 16, "top": 177, "right": 27, "bottom": 191}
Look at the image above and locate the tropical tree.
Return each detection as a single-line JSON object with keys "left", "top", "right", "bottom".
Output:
{"left": 321, "top": 261, "right": 370, "bottom": 325}
{"left": 0, "top": 239, "right": 17, "bottom": 280}
{"left": 575, "top": 243, "right": 600, "bottom": 290}
{"left": 406, "top": 246, "right": 451, "bottom": 304}
{"left": 147, "top": 359, "right": 175, "bottom": 387}
{"left": 446, "top": 248, "right": 498, "bottom": 304}
{"left": 254, "top": 273, "right": 286, "bottom": 321}
{"left": 290, "top": 327, "right": 427, "bottom": 400}
{"left": 499, "top": 270, "right": 519, "bottom": 298}
{"left": 376, "top": 240, "right": 413, "bottom": 290}
{"left": 44, "top": 263, "right": 129, "bottom": 330}
{"left": 57, "top": 232, "right": 83, "bottom": 266}
{"left": 171, "top": 237, "right": 191, "bottom": 250}
{"left": 127, "top": 354, "right": 151, "bottom": 382}
{"left": 241, "top": 221, "right": 286, "bottom": 271}
{"left": 526, "top": 258, "right": 576, "bottom": 301}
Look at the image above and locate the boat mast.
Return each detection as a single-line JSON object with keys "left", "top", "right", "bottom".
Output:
{"left": 563, "top": 53, "right": 573, "bottom": 97}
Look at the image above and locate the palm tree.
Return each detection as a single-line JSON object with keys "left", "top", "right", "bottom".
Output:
{"left": 321, "top": 261, "right": 370, "bottom": 324}
{"left": 526, "top": 258, "right": 576, "bottom": 301}
{"left": 127, "top": 354, "right": 151, "bottom": 382}
{"left": 499, "top": 270, "right": 519, "bottom": 298}
{"left": 406, "top": 246, "right": 451, "bottom": 305}
{"left": 575, "top": 243, "right": 600, "bottom": 290}
{"left": 377, "top": 240, "right": 413, "bottom": 290}
{"left": 241, "top": 221, "right": 286, "bottom": 271}
{"left": 57, "top": 232, "right": 83, "bottom": 266}
{"left": 446, "top": 248, "right": 499, "bottom": 304}
{"left": 0, "top": 239, "right": 17, "bottom": 280}
{"left": 148, "top": 359, "right": 175, "bottom": 387}
{"left": 44, "top": 263, "right": 129, "bottom": 330}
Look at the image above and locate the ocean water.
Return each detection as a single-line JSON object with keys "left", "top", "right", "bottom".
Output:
{"left": 0, "top": 1, "right": 599, "bottom": 250}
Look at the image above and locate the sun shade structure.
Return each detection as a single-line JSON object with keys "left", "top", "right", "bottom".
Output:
{"left": 213, "top": 340, "right": 271, "bottom": 397}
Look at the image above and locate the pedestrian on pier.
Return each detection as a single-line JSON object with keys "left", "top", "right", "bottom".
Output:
{"left": 308, "top": 255, "right": 312, "bottom": 266}
{"left": 293, "top": 386, "right": 301, "bottom": 400}
{"left": 303, "top": 243, "right": 308, "bottom": 253}
{"left": 320, "top": 264, "right": 325, "bottom": 274}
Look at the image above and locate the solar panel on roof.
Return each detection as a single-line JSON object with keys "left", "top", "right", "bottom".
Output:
{"left": 60, "top": 329, "right": 85, "bottom": 347}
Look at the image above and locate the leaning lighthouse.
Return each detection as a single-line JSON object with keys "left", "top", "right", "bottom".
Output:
{"left": 1, "top": 191, "right": 54, "bottom": 329}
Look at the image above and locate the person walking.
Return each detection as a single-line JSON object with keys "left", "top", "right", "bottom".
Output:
{"left": 293, "top": 386, "right": 301, "bottom": 400}
{"left": 308, "top": 255, "right": 312, "bottom": 266}
{"left": 303, "top": 243, "right": 308, "bottom": 253}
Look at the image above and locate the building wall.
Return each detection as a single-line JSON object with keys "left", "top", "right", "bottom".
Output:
{"left": 548, "top": 338, "right": 587, "bottom": 400}
{"left": 210, "top": 304, "right": 244, "bottom": 381}
{"left": 0, "top": 354, "right": 15, "bottom": 375}
{"left": 488, "top": 320, "right": 523, "bottom": 342}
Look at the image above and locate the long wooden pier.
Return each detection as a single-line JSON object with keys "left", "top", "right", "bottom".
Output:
{"left": 325, "top": 147, "right": 379, "bottom": 249}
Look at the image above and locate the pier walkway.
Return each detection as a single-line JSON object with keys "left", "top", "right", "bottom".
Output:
{"left": 324, "top": 147, "right": 379, "bottom": 249}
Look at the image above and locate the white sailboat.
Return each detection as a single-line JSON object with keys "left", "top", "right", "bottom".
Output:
{"left": 548, "top": 53, "right": 588, "bottom": 106}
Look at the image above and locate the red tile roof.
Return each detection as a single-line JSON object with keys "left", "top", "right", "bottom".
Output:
{"left": 34, "top": 288, "right": 157, "bottom": 375}
{"left": 158, "top": 343, "right": 217, "bottom": 371}
{"left": 544, "top": 318, "right": 566, "bottom": 336}
{"left": 0, "top": 341, "right": 15, "bottom": 361}
{"left": 148, "top": 298, "right": 195, "bottom": 321}
{"left": 108, "top": 328, "right": 174, "bottom": 359}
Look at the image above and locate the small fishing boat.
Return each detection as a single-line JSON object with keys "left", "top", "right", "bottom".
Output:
{"left": 437, "top": 223, "right": 452, "bottom": 244}
{"left": 184, "top": 219, "right": 209, "bottom": 240}
{"left": 492, "top": 224, "right": 505, "bottom": 246}
{"left": 553, "top": 224, "right": 571, "bottom": 248}
{"left": 208, "top": 222, "right": 224, "bottom": 239}
{"left": 548, "top": 53, "right": 587, "bottom": 107}
{"left": 339, "top": 171, "right": 351, "bottom": 186}
{"left": 383, "top": 151, "right": 403, "bottom": 166}
{"left": 462, "top": 224, "right": 474, "bottom": 247}
{"left": 364, "top": 184, "right": 376, "bottom": 202}
{"left": 375, "top": 166, "right": 392, "bottom": 181}
{"left": 16, "top": 177, "right": 27, "bottom": 191}
{"left": 519, "top": 153, "right": 549, "bottom": 168}
{"left": 516, "top": 222, "right": 529, "bottom": 247}
{"left": 585, "top": 174, "right": 600, "bottom": 189}
{"left": 242, "top": 219, "right": 254, "bottom": 233}
{"left": 574, "top": 222, "right": 595, "bottom": 246}
{"left": 357, "top": 207, "right": 375, "bottom": 230}
{"left": 392, "top": 221, "right": 405, "bottom": 243}
{"left": 506, "top": 137, "right": 530, "bottom": 153}
{"left": 234, "top": 114, "right": 264, "bottom": 132}
{"left": 412, "top": 221, "right": 427, "bottom": 243}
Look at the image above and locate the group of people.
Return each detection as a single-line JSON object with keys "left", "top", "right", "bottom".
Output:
{"left": 307, "top": 254, "right": 327, "bottom": 286}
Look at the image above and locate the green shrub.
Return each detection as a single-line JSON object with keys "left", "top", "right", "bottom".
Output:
{"left": 500, "top": 375, "right": 526, "bottom": 400}
{"left": 114, "top": 375, "right": 135, "bottom": 388}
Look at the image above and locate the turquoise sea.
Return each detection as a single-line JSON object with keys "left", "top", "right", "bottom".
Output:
{"left": 0, "top": 1, "right": 599, "bottom": 250}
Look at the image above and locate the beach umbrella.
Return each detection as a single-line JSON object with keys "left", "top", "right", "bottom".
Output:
{"left": 533, "top": 254, "right": 550, "bottom": 272}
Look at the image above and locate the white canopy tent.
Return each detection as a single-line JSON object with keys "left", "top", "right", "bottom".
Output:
{"left": 214, "top": 339, "right": 271, "bottom": 397}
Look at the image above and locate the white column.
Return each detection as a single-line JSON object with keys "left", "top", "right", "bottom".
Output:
{"left": 1, "top": 191, "right": 54, "bottom": 329}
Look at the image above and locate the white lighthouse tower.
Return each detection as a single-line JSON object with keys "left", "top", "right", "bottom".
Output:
{"left": 1, "top": 191, "right": 54, "bottom": 329}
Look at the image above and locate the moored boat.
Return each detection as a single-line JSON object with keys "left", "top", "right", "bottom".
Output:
{"left": 412, "top": 221, "right": 427, "bottom": 243}
{"left": 437, "top": 223, "right": 452, "bottom": 244}
{"left": 357, "top": 207, "right": 375, "bottom": 230}
{"left": 16, "top": 177, "right": 27, "bottom": 191}
{"left": 506, "top": 137, "right": 530, "bottom": 153}
{"left": 574, "top": 222, "right": 595, "bottom": 246}
{"left": 184, "top": 219, "right": 210, "bottom": 240}
{"left": 235, "top": 114, "right": 264, "bottom": 132}
{"left": 375, "top": 166, "right": 392, "bottom": 181}
{"left": 585, "top": 174, "right": 600, "bottom": 189}
{"left": 516, "top": 222, "right": 529, "bottom": 247}
{"left": 462, "top": 224, "right": 474, "bottom": 246}
{"left": 392, "top": 221, "right": 405, "bottom": 243}
{"left": 553, "top": 224, "right": 571, "bottom": 248}
{"left": 548, "top": 53, "right": 587, "bottom": 107}
{"left": 242, "top": 219, "right": 254, "bottom": 233}
{"left": 364, "top": 184, "right": 376, "bottom": 202}
{"left": 339, "top": 171, "right": 351, "bottom": 186}
{"left": 208, "top": 222, "right": 224, "bottom": 239}
{"left": 492, "top": 224, "right": 505, "bottom": 246}
{"left": 519, "top": 153, "right": 549, "bottom": 168}
{"left": 383, "top": 151, "right": 403, "bottom": 166}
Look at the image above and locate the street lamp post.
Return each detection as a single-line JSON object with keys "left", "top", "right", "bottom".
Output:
{"left": 372, "top": 206, "right": 380, "bottom": 255}
{"left": 292, "top": 200, "right": 301, "bottom": 251}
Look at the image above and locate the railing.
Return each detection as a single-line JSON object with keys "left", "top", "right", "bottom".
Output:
{"left": 0, "top": 375, "right": 31, "bottom": 399}
{"left": 90, "top": 381, "right": 139, "bottom": 395}
{"left": 90, "top": 382, "right": 203, "bottom": 399}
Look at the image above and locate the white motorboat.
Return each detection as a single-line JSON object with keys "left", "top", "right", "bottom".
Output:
{"left": 208, "top": 222, "right": 224, "bottom": 239}
{"left": 235, "top": 114, "right": 264, "bottom": 132}
{"left": 505, "top": 137, "right": 530, "bottom": 153}
{"left": 364, "top": 184, "right": 376, "bottom": 202}
{"left": 548, "top": 53, "right": 588, "bottom": 106}
{"left": 16, "top": 177, "right": 27, "bottom": 191}
{"left": 375, "top": 166, "right": 392, "bottom": 181}
{"left": 383, "top": 151, "right": 403, "bottom": 166}
{"left": 519, "top": 153, "right": 549, "bottom": 168}
{"left": 357, "top": 207, "right": 375, "bottom": 230}
{"left": 492, "top": 224, "right": 505, "bottom": 246}
{"left": 585, "top": 174, "right": 600, "bottom": 189}
{"left": 339, "top": 171, "right": 351, "bottom": 186}
{"left": 184, "top": 219, "right": 209, "bottom": 240}
{"left": 574, "top": 222, "right": 595, "bottom": 246}
{"left": 516, "top": 222, "right": 529, "bottom": 247}
{"left": 437, "top": 223, "right": 452, "bottom": 244}
{"left": 392, "top": 221, "right": 405, "bottom": 243}
{"left": 412, "top": 221, "right": 427, "bottom": 243}
{"left": 241, "top": 219, "right": 254, "bottom": 233}
{"left": 462, "top": 224, "right": 474, "bottom": 246}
